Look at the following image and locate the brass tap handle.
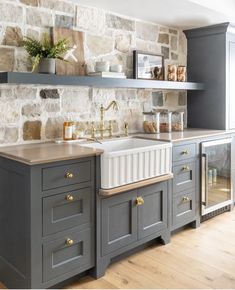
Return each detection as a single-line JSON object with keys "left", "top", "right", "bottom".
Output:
{"left": 136, "top": 197, "right": 144, "bottom": 206}
{"left": 109, "top": 120, "right": 113, "bottom": 137}
{"left": 66, "top": 194, "right": 74, "bottom": 202}
{"left": 124, "top": 122, "right": 129, "bottom": 136}
{"left": 66, "top": 238, "right": 74, "bottom": 246}
{"left": 65, "top": 172, "right": 74, "bottom": 179}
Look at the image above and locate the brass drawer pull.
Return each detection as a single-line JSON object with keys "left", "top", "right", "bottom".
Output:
{"left": 65, "top": 172, "right": 74, "bottom": 179}
{"left": 136, "top": 197, "right": 144, "bottom": 206}
{"left": 182, "top": 196, "right": 190, "bottom": 203}
{"left": 66, "top": 238, "right": 74, "bottom": 246}
{"left": 182, "top": 149, "right": 189, "bottom": 155}
{"left": 66, "top": 194, "right": 74, "bottom": 202}
{"left": 182, "top": 165, "right": 190, "bottom": 172}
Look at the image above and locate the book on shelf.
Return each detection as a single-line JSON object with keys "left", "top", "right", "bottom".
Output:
{"left": 88, "top": 71, "right": 127, "bottom": 78}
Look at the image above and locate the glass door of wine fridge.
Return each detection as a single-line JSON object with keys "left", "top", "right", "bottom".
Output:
{"left": 201, "top": 138, "right": 233, "bottom": 216}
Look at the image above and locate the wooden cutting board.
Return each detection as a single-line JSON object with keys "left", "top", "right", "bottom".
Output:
{"left": 53, "top": 27, "right": 85, "bottom": 76}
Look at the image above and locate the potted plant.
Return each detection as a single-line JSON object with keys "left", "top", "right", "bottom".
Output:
{"left": 23, "top": 33, "right": 69, "bottom": 74}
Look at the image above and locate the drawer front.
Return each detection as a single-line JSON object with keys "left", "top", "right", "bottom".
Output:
{"left": 173, "top": 161, "right": 196, "bottom": 193}
{"left": 173, "top": 143, "right": 196, "bottom": 162}
{"left": 42, "top": 161, "right": 91, "bottom": 191}
{"left": 172, "top": 190, "right": 195, "bottom": 227}
{"left": 43, "top": 187, "right": 91, "bottom": 236}
{"left": 43, "top": 228, "right": 93, "bottom": 282}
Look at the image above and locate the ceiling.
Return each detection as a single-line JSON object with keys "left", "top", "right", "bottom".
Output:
{"left": 74, "top": 0, "right": 235, "bottom": 29}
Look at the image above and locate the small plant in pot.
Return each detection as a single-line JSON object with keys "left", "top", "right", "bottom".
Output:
{"left": 23, "top": 33, "right": 69, "bottom": 74}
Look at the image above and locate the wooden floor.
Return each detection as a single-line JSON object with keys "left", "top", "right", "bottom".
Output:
{"left": 1, "top": 210, "right": 235, "bottom": 289}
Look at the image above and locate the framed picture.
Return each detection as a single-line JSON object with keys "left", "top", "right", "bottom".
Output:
{"left": 133, "top": 50, "right": 164, "bottom": 80}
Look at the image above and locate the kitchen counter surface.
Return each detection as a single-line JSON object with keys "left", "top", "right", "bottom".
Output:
{"left": 0, "top": 142, "right": 103, "bottom": 165}
{"left": 137, "top": 128, "right": 235, "bottom": 143}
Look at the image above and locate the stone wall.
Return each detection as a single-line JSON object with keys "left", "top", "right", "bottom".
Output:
{"left": 0, "top": 0, "right": 187, "bottom": 145}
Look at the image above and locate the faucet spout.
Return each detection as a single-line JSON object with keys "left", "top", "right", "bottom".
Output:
{"left": 99, "top": 101, "right": 118, "bottom": 139}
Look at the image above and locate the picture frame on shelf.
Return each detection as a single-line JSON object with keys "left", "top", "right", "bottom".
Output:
{"left": 133, "top": 50, "right": 164, "bottom": 80}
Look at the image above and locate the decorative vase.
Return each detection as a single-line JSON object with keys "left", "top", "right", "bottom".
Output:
{"left": 38, "top": 58, "right": 56, "bottom": 74}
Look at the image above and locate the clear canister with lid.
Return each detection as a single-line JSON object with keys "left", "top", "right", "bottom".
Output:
{"left": 143, "top": 112, "right": 160, "bottom": 134}
{"left": 172, "top": 111, "right": 184, "bottom": 131}
{"left": 160, "top": 111, "right": 172, "bottom": 132}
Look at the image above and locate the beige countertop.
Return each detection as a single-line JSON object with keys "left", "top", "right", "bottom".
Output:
{"left": 136, "top": 128, "right": 235, "bottom": 143}
{"left": 0, "top": 129, "right": 234, "bottom": 165}
{"left": 0, "top": 142, "right": 103, "bottom": 165}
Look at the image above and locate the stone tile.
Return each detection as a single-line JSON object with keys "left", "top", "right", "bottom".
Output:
{"left": 14, "top": 48, "right": 32, "bottom": 72}
{"left": 136, "top": 21, "right": 158, "bottom": 41}
{"left": 44, "top": 102, "right": 60, "bottom": 113}
{"left": 152, "top": 91, "right": 163, "bottom": 106}
{"left": 159, "top": 26, "right": 168, "bottom": 33}
{"left": 22, "top": 103, "right": 42, "bottom": 117}
{"left": 169, "top": 28, "right": 178, "bottom": 35}
{"left": 1, "top": 87, "right": 37, "bottom": 100}
{"left": 26, "top": 8, "right": 53, "bottom": 27}
{"left": 178, "top": 31, "right": 187, "bottom": 66}
{"left": 0, "top": 102, "right": 20, "bottom": 123}
{"left": 39, "top": 0, "right": 75, "bottom": 14}
{"left": 23, "top": 120, "right": 41, "bottom": 140}
{"left": 115, "top": 33, "right": 132, "bottom": 53}
{"left": 106, "top": 14, "right": 135, "bottom": 31}
{"left": 164, "top": 91, "right": 179, "bottom": 107}
{"left": 171, "top": 52, "right": 178, "bottom": 60}
{"left": 20, "top": 0, "right": 39, "bottom": 6}
{"left": 26, "top": 29, "right": 40, "bottom": 40}
{"left": 76, "top": 6, "right": 105, "bottom": 34}
{"left": 171, "top": 35, "right": 178, "bottom": 51}
{"left": 2, "top": 27, "right": 23, "bottom": 47}
{"left": 4, "top": 127, "right": 19, "bottom": 143}
{"left": 178, "top": 91, "right": 187, "bottom": 106}
{"left": 61, "top": 88, "right": 90, "bottom": 113}
{"left": 55, "top": 15, "right": 74, "bottom": 28}
{"left": 0, "top": 47, "right": 14, "bottom": 71}
{"left": 86, "top": 35, "right": 113, "bottom": 57}
{"left": 116, "top": 89, "right": 136, "bottom": 101}
{"left": 158, "top": 33, "right": 169, "bottom": 45}
{"left": 40, "top": 89, "right": 60, "bottom": 99}
{"left": 0, "top": 3, "right": 23, "bottom": 23}
{"left": 45, "top": 117, "right": 64, "bottom": 139}
{"left": 161, "top": 46, "right": 170, "bottom": 59}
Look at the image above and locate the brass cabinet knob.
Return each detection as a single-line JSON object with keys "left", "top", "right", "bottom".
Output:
{"left": 66, "top": 238, "right": 74, "bottom": 246}
{"left": 182, "top": 149, "right": 189, "bottom": 155}
{"left": 136, "top": 197, "right": 144, "bottom": 206}
{"left": 65, "top": 172, "right": 74, "bottom": 179}
{"left": 182, "top": 196, "right": 190, "bottom": 203}
{"left": 182, "top": 165, "right": 190, "bottom": 171}
{"left": 66, "top": 194, "right": 74, "bottom": 202}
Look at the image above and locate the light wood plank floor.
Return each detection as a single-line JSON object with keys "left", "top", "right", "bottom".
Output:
{"left": 1, "top": 210, "right": 235, "bottom": 289}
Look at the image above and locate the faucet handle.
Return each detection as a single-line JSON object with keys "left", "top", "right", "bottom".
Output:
{"left": 124, "top": 122, "right": 129, "bottom": 136}
{"left": 108, "top": 120, "right": 114, "bottom": 137}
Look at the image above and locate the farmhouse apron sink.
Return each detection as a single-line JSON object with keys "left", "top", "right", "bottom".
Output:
{"left": 81, "top": 137, "right": 172, "bottom": 189}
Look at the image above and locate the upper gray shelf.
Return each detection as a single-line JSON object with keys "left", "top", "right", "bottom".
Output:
{"left": 0, "top": 72, "right": 205, "bottom": 90}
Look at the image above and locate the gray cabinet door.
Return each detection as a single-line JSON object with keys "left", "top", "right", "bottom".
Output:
{"left": 43, "top": 187, "right": 91, "bottom": 236}
{"left": 137, "top": 182, "right": 167, "bottom": 239}
{"left": 43, "top": 228, "right": 93, "bottom": 282}
{"left": 172, "top": 190, "right": 195, "bottom": 227}
{"left": 173, "top": 161, "right": 196, "bottom": 193}
{"left": 101, "top": 190, "right": 137, "bottom": 256}
{"left": 229, "top": 41, "right": 235, "bottom": 129}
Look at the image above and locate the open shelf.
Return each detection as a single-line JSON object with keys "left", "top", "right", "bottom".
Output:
{"left": 0, "top": 72, "right": 205, "bottom": 90}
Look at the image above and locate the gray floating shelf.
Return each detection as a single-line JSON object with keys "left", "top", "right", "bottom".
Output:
{"left": 0, "top": 72, "right": 205, "bottom": 90}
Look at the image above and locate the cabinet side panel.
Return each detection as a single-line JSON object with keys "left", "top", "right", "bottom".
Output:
{"left": 187, "top": 33, "right": 226, "bottom": 129}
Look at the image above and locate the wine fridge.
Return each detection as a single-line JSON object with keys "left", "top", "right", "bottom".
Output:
{"left": 201, "top": 138, "right": 233, "bottom": 216}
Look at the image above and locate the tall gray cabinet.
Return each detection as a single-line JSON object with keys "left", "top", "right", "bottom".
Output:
{"left": 185, "top": 22, "right": 235, "bottom": 130}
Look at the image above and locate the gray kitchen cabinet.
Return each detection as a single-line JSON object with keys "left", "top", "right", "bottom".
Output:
{"left": 185, "top": 23, "right": 235, "bottom": 130}
{"left": 95, "top": 180, "right": 170, "bottom": 278}
{"left": 0, "top": 156, "right": 95, "bottom": 289}
{"left": 171, "top": 142, "right": 200, "bottom": 231}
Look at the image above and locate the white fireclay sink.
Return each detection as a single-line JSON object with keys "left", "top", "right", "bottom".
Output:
{"left": 81, "top": 138, "right": 172, "bottom": 189}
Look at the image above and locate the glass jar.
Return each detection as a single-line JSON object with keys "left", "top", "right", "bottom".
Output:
{"left": 160, "top": 111, "right": 172, "bottom": 132}
{"left": 172, "top": 111, "right": 184, "bottom": 131}
{"left": 143, "top": 112, "right": 160, "bottom": 134}
{"left": 63, "top": 121, "right": 75, "bottom": 141}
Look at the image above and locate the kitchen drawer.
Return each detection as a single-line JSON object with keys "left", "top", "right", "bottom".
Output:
{"left": 173, "top": 143, "right": 196, "bottom": 162}
{"left": 172, "top": 190, "right": 195, "bottom": 227}
{"left": 42, "top": 161, "right": 91, "bottom": 191}
{"left": 173, "top": 161, "right": 196, "bottom": 193}
{"left": 43, "top": 187, "right": 91, "bottom": 236}
{"left": 43, "top": 228, "right": 93, "bottom": 282}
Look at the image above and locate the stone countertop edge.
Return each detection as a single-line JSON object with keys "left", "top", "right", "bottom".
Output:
{"left": 0, "top": 142, "right": 104, "bottom": 165}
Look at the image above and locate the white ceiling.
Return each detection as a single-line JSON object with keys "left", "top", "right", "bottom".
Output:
{"left": 74, "top": 0, "right": 235, "bottom": 29}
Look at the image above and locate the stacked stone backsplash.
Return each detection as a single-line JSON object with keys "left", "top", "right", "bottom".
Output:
{"left": 0, "top": 0, "right": 187, "bottom": 145}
